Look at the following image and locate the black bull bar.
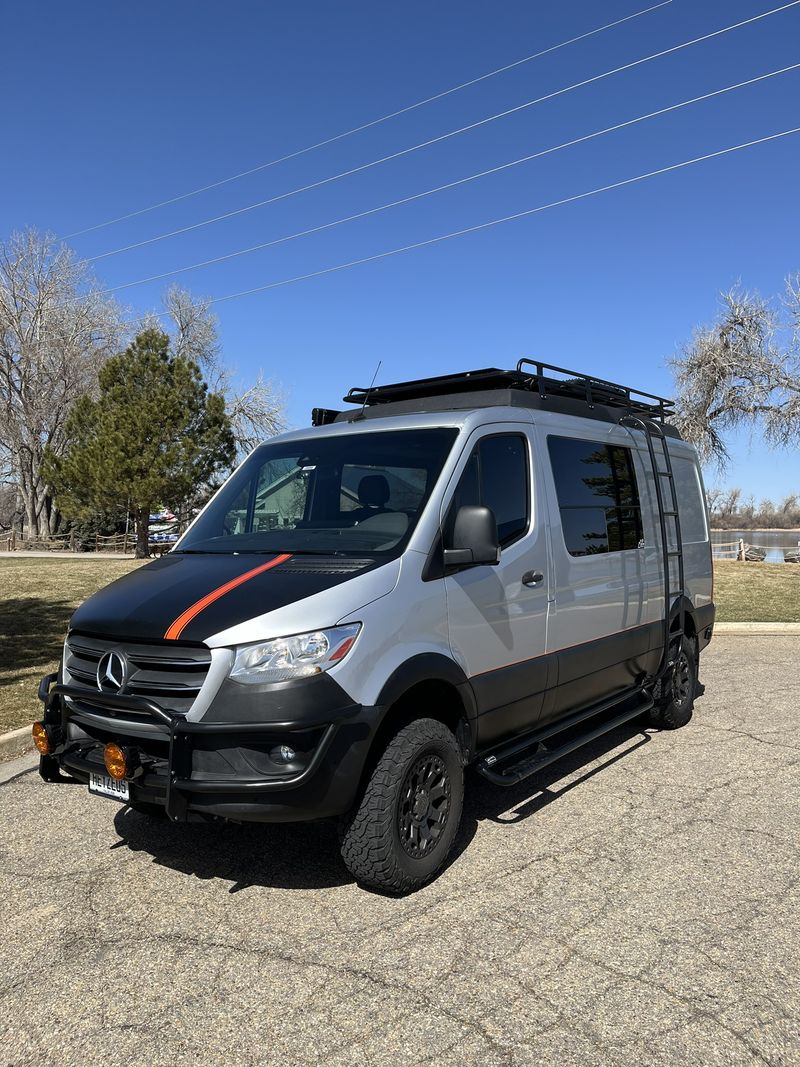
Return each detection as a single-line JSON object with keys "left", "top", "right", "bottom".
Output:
{"left": 37, "top": 673, "right": 339, "bottom": 821}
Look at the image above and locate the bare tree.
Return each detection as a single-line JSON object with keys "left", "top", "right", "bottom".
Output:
{"left": 158, "top": 285, "right": 285, "bottom": 457}
{"left": 0, "top": 230, "right": 122, "bottom": 537}
{"left": 704, "top": 486, "right": 723, "bottom": 519}
{"left": 700, "top": 486, "right": 800, "bottom": 529}
{"left": 224, "top": 371, "right": 285, "bottom": 453}
{"left": 779, "top": 492, "right": 799, "bottom": 517}
{"left": 720, "top": 487, "right": 742, "bottom": 517}
{"left": 162, "top": 283, "right": 221, "bottom": 368}
{"left": 786, "top": 273, "right": 800, "bottom": 342}
{"left": 670, "top": 284, "right": 800, "bottom": 465}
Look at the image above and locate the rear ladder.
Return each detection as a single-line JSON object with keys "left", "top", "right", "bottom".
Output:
{"left": 621, "top": 413, "right": 686, "bottom": 679}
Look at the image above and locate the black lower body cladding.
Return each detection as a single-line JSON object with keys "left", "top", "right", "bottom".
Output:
{"left": 39, "top": 670, "right": 384, "bottom": 823}
{"left": 694, "top": 602, "right": 715, "bottom": 649}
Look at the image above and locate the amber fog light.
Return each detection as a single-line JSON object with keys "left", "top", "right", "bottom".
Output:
{"left": 103, "top": 743, "right": 128, "bottom": 780}
{"left": 32, "top": 722, "right": 50, "bottom": 755}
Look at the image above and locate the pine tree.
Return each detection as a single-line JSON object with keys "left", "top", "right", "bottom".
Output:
{"left": 44, "top": 328, "right": 235, "bottom": 557}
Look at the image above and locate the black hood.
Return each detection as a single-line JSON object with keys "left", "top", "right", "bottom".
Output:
{"left": 69, "top": 553, "right": 377, "bottom": 644}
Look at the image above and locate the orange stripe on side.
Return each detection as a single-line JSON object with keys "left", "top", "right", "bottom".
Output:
{"left": 164, "top": 553, "right": 292, "bottom": 641}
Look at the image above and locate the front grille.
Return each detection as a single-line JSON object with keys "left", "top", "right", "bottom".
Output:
{"left": 64, "top": 632, "right": 211, "bottom": 717}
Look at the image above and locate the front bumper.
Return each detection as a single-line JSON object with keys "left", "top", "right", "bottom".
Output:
{"left": 38, "top": 674, "right": 377, "bottom": 822}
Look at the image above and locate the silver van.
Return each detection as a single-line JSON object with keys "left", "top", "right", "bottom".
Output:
{"left": 36, "top": 363, "right": 714, "bottom": 892}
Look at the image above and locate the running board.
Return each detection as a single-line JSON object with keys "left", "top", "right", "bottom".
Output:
{"left": 476, "top": 689, "right": 654, "bottom": 787}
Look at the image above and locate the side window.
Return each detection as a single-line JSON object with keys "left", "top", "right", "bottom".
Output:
{"left": 547, "top": 436, "right": 643, "bottom": 557}
{"left": 671, "top": 457, "right": 708, "bottom": 543}
{"left": 447, "top": 434, "right": 529, "bottom": 548}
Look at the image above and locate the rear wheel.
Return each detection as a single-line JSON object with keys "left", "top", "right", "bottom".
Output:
{"left": 647, "top": 634, "right": 697, "bottom": 729}
{"left": 339, "top": 718, "right": 464, "bottom": 894}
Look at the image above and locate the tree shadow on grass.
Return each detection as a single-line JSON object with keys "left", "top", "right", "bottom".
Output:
{"left": 0, "top": 597, "right": 72, "bottom": 683}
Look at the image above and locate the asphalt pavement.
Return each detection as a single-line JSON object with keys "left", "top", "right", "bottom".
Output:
{"left": 1, "top": 635, "right": 798, "bottom": 1067}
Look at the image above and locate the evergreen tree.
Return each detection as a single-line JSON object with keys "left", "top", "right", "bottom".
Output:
{"left": 45, "top": 328, "right": 235, "bottom": 557}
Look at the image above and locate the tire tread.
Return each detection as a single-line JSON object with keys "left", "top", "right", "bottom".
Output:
{"left": 647, "top": 634, "right": 697, "bottom": 730}
{"left": 339, "top": 718, "right": 462, "bottom": 894}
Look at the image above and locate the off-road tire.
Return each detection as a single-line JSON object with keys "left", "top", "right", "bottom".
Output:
{"left": 647, "top": 634, "right": 697, "bottom": 729}
{"left": 339, "top": 718, "right": 464, "bottom": 894}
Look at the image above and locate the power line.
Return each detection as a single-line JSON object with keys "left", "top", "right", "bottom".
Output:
{"left": 86, "top": 0, "right": 800, "bottom": 264}
{"left": 61, "top": 1, "right": 672, "bottom": 240}
{"left": 101, "top": 62, "right": 800, "bottom": 294}
{"left": 199, "top": 126, "right": 800, "bottom": 308}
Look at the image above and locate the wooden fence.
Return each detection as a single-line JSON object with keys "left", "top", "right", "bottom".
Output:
{"left": 712, "top": 538, "right": 800, "bottom": 562}
{"left": 712, "top": 538, "right": 745, "bottom": 561}
{"left": 3, "top": 528, "right": 178, "bottom": 555}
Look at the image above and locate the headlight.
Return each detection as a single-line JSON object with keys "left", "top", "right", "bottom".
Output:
{"left": 229, "top": 624, "right": 361, "bottom": 685}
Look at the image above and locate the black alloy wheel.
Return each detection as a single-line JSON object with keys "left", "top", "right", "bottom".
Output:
{"left": 672, "top": 647, "right": 693, "bottom": 710}
{"left": 397, "top": 752, "right": 451, "bottom": 858}
{"left": 647, "top": 633, "right": 697, "bottom": 730}
{"left": 339, "top": 717, "right": 464, "bottom": 894}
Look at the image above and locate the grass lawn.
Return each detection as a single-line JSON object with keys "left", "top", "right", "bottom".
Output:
{"left": 712, "top": 559, "right": 800, "bottom": 623}
{"left": 0, "top": 556, "right": 144, "bottom": 735}
{"left": 0, "top": 555, "right": 797, "bottom": 739}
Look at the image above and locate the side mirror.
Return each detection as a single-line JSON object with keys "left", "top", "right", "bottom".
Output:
{"left": 443, "top": 505, "right": 500, "bottom": 568}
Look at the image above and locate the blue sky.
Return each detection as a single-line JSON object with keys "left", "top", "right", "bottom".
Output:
{"left": 2, "top": 0, "right": 799, "bottom": 501}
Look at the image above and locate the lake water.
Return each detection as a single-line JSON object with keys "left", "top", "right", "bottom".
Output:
{"left": 711, "top": 529, "right": 800, "bottom": 563}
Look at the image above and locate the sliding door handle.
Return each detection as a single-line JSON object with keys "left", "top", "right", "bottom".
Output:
{"left": 522, "top": 571, "right": 544, "bottom": 586}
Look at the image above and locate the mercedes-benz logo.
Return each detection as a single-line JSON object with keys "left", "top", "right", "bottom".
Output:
{"left": 96, "top": 650, "right": 128, "bottom": 693}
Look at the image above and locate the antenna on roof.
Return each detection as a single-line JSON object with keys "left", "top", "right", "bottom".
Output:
{"left": 353, "top": 360, "right": 382, "bottom": 420}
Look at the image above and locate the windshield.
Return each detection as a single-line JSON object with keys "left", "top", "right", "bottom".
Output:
{"left": 177, "top": 427, "right": 458, "bottom": 556}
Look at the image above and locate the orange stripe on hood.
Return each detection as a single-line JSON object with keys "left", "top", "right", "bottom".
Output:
{"left": 164, "top": 553, "right": 292, "bottom": 641}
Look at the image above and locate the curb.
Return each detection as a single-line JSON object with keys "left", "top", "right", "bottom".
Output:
{"left": 0, "top": 750, "right": 39, "bottom": 784}
{"left": 0, "top": 724, "right": 33, "bottom": 762}
{"left": 714, "top": 622, "right": 800, "bottom": 635}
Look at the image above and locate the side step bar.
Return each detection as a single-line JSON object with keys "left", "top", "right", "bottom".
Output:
{"left": 476, "top": 689, "right": 654, "bottom": 787}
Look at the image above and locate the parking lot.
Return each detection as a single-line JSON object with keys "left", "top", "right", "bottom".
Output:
{"left": 1, "top": 634, "right": 798, "bottom": 1067}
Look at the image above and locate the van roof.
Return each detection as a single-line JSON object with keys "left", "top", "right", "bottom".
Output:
{"left": 312, "top": 361, "right": 682, "bottom": 439}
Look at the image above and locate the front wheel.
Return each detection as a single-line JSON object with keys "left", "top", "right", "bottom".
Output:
{"left": 339, "top": 718, "right": 464, "bottom": 894}
{"left": 647, "top": 634, "right": 697, "bottom": 729}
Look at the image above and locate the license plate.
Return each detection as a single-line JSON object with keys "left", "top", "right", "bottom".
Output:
{"left": 88, "top": 772, "right": 129, "bottom": 802}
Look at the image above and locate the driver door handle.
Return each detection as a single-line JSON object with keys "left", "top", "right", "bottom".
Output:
{"left": 522, "top": 571, "right": 544, "bottom": 586}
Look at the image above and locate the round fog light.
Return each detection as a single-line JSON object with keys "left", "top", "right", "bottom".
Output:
{"left": 271, "top": 744, "right": 296, "bottom": 764}
{"left": 103, "top": 743, "right": 128, "bottom": 780}
{"left": 32, "top": 722, "right": 50, "bottom": 755}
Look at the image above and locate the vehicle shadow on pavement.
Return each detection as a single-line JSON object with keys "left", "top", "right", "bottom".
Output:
{"left": 109, "top": 718, "right": 656, "bottom": 895}
{"left": 463, "top": 719, "right": 653, "bottom": 828}
{"left": 112, "top": 809, "right": 354, "bottom": 892}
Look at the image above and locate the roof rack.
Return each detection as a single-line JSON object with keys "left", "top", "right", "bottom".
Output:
{"left": 342, "top": 360, "right": 675, "bottom": 422}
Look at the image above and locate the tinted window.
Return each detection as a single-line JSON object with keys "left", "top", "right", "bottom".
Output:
{"left": 672, "top": 457, "right": 708, "bottom": 544}
{"left": 179, "top": 428, "right": 457, "bottom": 556}
{"left": 548, "top": 436, "right": 643, "bottom": 556}
{"left": 448, "top": 435, "right": 529, "bottom": 547}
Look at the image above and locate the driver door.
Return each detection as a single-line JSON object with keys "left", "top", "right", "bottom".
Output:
{"left": 443, "top": 426, "right": 553, "bottom": 747}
